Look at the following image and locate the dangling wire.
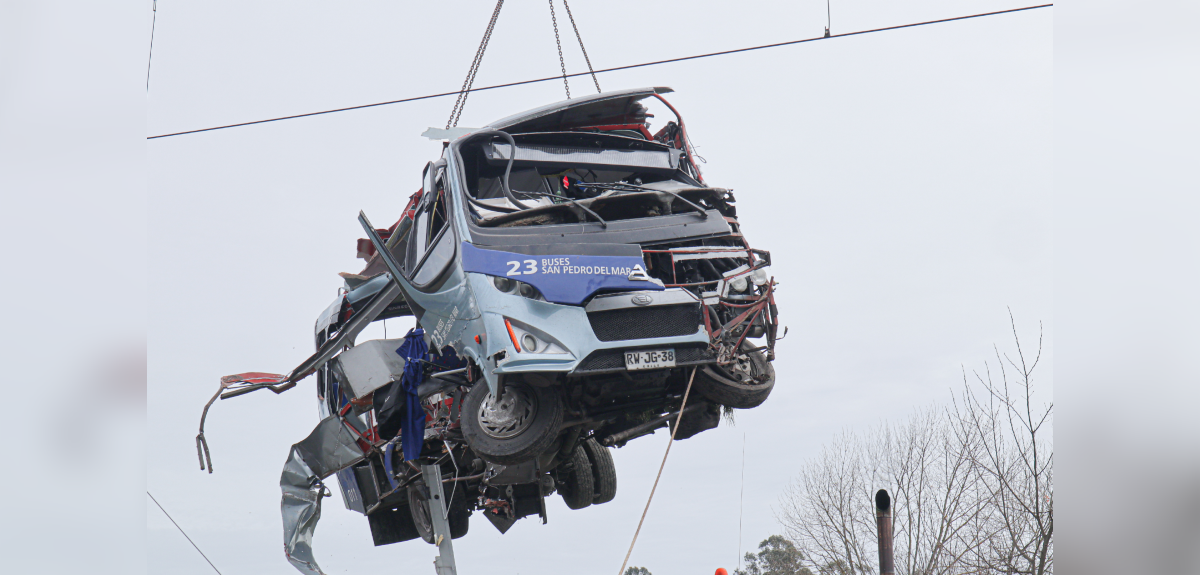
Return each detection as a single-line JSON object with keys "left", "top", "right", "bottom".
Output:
{"left": 146, "top": 0, "right": 158, "bottom": 91}
{"left": 825, "top": 0, "right": 832, "bottom": 37}
{"left": 738, "top": 432, "right": 747, "bottom": 572}
{"left": 548, "top": 0, "right": 570, "bottom": 99}
{"left": 561, "top": 0, "right": 600, "bottom": 94}
{"left": 446, "top": 0, "right": 505, "bottom": 129}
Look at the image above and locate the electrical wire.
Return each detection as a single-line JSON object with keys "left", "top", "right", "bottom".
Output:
{"left": 147, "top": 4, "right": 1051, "bottom": 140}
{"left": 146, "top": 0, "right": 158, "bottom": 91}
{"left": 738, "top": 432, "right": 746, "bottom": 573}
{"left": 147, "top": 491, "right": 224, "bottom": 575}
{"left": 825, "top": 0, "right": 832, "bottom": 37}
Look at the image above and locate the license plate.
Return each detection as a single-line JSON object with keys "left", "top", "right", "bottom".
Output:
{"left": 624, "top": 349, "right": 676, "bottom": 370}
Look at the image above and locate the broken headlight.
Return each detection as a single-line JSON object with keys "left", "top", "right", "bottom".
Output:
{"left": 492, "top": 275, "right": 545, "bottom": 301}
{"left": 503, "top": 317, "right": 568, "bottom": 355}
{"left": 722, "top": 265, "right": 770, "bottom": 295}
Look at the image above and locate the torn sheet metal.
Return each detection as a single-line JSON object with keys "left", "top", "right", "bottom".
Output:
{"left": 196, "top": 372, "right": 285, "bottom": 473}
{"left": 331, "top": 338, "right": 408, "bottom": 399}
{"left": 485, "top": 86, "right": 672, "bottom": 133}
{"left": 422, "top": 126, "right": 479, "bottom": 141}
{"left": 281, "top": 415, "right": 367, "bottom": 575}
{"left": 196, "top": 278, "right": 403, "bottom": 473}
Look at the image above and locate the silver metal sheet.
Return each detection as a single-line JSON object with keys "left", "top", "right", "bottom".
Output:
{"left": 332, "top": 338, "right": 408, "bottom": 398}
{"left": 294, "top": 415, "right": 366, "bottom": 480}
{"left": 666, "top": 246, "right": 751, "bottom": 262}
{"left": 486, "top": 87, "right": 673, "bottom": 131}
{"left": 484, "top": 142, "right": 675, "bottom": 171}
{"left": 422, "top": 126, "right": 479, "bottom": 141}
{"left": 281, "top": 415, "right": 367, "bottom": 575}
{"left": 281, "top": 449, "right": 324, "bottom": 575}
{"left": 313, "top": 297, "right": 343, "bottom": 336}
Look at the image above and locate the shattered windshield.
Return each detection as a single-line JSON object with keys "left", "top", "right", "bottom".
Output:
{"left": 453, "top": 92, "right": 733, "bottom": 230}
{"left": 458, "top": 133, "right": 729, "bottom": 229}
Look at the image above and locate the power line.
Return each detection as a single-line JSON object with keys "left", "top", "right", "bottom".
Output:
{"left": 147, "top": 4, "right": 1051, "bottom": 140}
{"left": 147, "top": 491, "right": 224, "bottom": 575}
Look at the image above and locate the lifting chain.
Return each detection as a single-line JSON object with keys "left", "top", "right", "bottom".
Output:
{"left": 562, "top": 0, "right": 601, "bottom": 94}
{"left": 446, "top": 0, "right": 505, "bottom": 129}
{"left": 548, "top": 0, "right": 570, "bottom": 99}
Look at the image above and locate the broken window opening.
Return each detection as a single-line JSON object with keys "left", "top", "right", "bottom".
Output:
{"left": 406, "top": 173, "right": 457, "bottom": 290}
{"left": 457, "top": 132, "right": 727, "bottom": 229}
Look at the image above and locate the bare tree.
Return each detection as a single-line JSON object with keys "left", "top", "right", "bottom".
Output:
{"left": 882, "top": 409, "right": 992, "bottom": 575}
{"left": 778, "top": 314, "right": 1052, "bottom": 575}
{"left": 952, "top": 312, "right": 1053, "bottom": 575}
{"left": 778, "top": 430, "right": 875, "bottom": 573}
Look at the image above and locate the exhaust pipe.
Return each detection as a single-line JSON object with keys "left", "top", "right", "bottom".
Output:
{"left": 875, "top": 489, "right": 894, "bottom": 575}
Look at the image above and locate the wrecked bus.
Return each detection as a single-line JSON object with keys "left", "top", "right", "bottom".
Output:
{"left": 198, "top": 87, "right": 781, "bottom": 570}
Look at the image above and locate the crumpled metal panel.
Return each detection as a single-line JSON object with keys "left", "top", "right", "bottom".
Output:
{"left": 281, "top": 449, "right": 325, "bottom": 575}
{"left": 485, "top": 86, "right": 672, "bottom": 132}
{"left": 331, "top": 338, "right": 408, "bottom": 399}
{"left": 281, "top": 415, "right": 367, "bottom": 575}
{"left": 294, "top": 415, "right": 366, "bottom": 478}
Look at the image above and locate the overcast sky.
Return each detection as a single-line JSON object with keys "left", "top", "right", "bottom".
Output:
{"left": 9, "top": 1, "right": 1200, "bottom": 573}
{"left": 139, "top": 1, "right": 1052, "bottom": 574}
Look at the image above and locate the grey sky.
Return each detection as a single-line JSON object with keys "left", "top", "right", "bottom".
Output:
{"left": 141, "top": 2, "right": 1050, "bottom": 574}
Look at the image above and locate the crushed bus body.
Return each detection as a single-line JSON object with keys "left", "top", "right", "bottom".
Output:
{"left": 197, "top": 87, "right": 782, "bottom": 573}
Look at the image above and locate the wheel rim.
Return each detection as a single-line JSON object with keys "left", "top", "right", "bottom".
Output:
{"left": 412, "top": 494, "right": 432, "bottom": 533}
{"left": 714, "top": 350, "right": 761, "bottom": 385}
{"left": 477, "top": 382, "right": 538, "bottom": 439}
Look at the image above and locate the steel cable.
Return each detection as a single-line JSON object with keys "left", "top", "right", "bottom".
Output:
{"left": 147, "top": 491, "right": 223, "bottom": 575}
{"left": 147, "top": 4, "right": 1052, "bottom": 140}
{"left": 616, "top": 366, "right": 698, "bottom": 575}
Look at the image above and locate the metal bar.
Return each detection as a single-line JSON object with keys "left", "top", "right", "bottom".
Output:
{"left": 430, "top": 367, "right": 469, "bottom": 380}
{"left": 218, "top": 280, "right": 403, "bottom": 401}
{"left": 714, "top": 300, "right": 766, "bottom": 340}
{"left": 600, "top": 402, "right": 705, "bottom": 446}
{"left": 423, "top": 464, "right": 458, "bottom": 575}
{"left": 443, "top": 473, "right": 485, "bottom": 483}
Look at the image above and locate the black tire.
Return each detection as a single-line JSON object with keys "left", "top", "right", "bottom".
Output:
{"left": 461, "top": 378, "right": 564, "bottom": 465}
{"left": 558, "top": 444, "right": 594, "bottom": 510}
{"left": 692, "top": 342, "right": 775, "bottom": 409}
{"left": 581, "top": 438, "right": 617, "bottom": 505}
{"left": 449, "top": 495, "right": 470, "bottom": 540}
{"left": 367, "top": 505, "right": 422, "bottom": 546}
{"left": 407, "top": 483, "right": 470, "bottom": 544}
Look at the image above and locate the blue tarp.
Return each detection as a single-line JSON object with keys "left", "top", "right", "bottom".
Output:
{"left": 396, "top": 328, "right": 428, "bottom": 461}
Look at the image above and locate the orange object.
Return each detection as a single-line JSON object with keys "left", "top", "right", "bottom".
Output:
{"left": 715, "top": 569, "right": 728, "bottom": 575}
{"left": 504, "top": 318, "right": 521, "bottom": 352}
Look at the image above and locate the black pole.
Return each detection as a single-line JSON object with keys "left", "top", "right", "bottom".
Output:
{"left": 875, "top": 489, "right": 895, "bottom": 575}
